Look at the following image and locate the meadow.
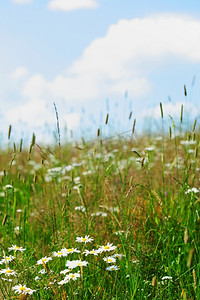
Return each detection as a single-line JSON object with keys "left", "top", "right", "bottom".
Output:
{"left": 0, "top": 107, "right": 199, "bottom": 299}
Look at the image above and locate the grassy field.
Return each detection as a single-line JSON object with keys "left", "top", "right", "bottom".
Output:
{"left": 0, "top": 114, "right": 200, "bottom": 299}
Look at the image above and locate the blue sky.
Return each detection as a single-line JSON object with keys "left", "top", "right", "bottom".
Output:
{"left": 1, "top": 0, "right": 200, "bottom": 145}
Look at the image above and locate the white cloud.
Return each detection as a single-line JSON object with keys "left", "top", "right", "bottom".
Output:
{"left": 12, "top": 67, "right": 29, "bottom": 80}
{"left": 21, "top": 14, "right": 200, "bottom": 104}
{"left": 48, "top": 0, "right": 98, "bottom": 11}
{"left": 13, "top": 0, "right": 32, "bottom": 4}
{"left": 6, "top": 14, "right": 200, "bottom": 140}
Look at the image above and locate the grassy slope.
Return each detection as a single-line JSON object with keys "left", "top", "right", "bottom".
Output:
{"left": 0, "top": 130, "right": 199, "bottom": 299}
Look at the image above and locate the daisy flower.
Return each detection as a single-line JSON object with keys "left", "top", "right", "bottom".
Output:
{"left": 25, "top": 288, "right": 36, "bottom": 295}
{"left": 106, "top": 265, "right": 120, "bottom": 271}
{"left": 8, "top": 245, "right": 26, "bottom": 252}
{"left": 52, "top": 250, "right": 68, "bottom": 257}
{"left": 37, "top": 256, "right": 52, "bottom": 265}
{"left": 64, "top": 272, "right": 80, "bottom": 281}
{"left": 66, "top": 260, "right": 88, "bottom": 269}
{"left": 0, "top": 255, "right": 15, "bottom": 265}
{"left": 0, "top": 268, "right": 17, "bottom": 276}
{"left": 76, "top": 235, "right": 94, "bottom": 243}
{"left": 12, "top": 284, "right": 36, "bottom": 295}
{"left": 60, "top": 269, "right": 71, "bottom": 275}
{"left": 83, "top": 249, "right": 100, "bottom": 256}
{"left": 58, "top": 279, "right": 68, "bottom": 285}
{"left": 103, "top": 256, "right": 116, "bottom": 263}
{"left": 61, "top": 248, "right": 80, "bottom": 254}
{"left": 35, "top": 276, "right": 40, "bottom": 281}
{"left": 75, "top": 206, "right": 86, "bottom": 212}
{"left": 38, "top": 269, "right": 47, "bottom": 274}
{"left": 161, "top": 276, "right": 173, "bottom": 280}
{"left": 98, "top": 243, "right": 117, "bottom": 253}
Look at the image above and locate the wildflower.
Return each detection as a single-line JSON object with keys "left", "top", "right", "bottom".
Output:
{"left": 0, "top": 255, "right": 15, "bottom": 265}
{"left": 12, "top": 284, "right": 35, "bottom": 295}
{"left": 64, "top": 272, "right": 80, "bottom": 281}
{"left": 3, "top": 184, "right": 13, "bottom": 189}
{"left": 75, "top": 206, "right": 86, "bottom": 212}
{"left": 114, "top": 230, "right": 124, "bottom": 236}
{"left": 0, "top": 268, "right": 17, "bottom": 276}
{"left": 103, "top": 256, "right": 116, "bottom": 263}
{"left": 106, "top": 265, "right": 120, "bottom": 271}
{"left": 98, "top": 243, "right": 117, "bottom": 253}
{"left": 35, "top": 276, "right": 40, "bottom": 281}
{"left": 58, "top": 279, "right": 68, "bottom": 285}
{"left": 52, "top": 250, "right": 68, "bottom": 257}
{"left": 25, "top": 288, "right": 36, "bottom": 295}
{"left": 76, "top": 235, "right": 94, "bottom": 243}
{"left": 8, "top": 245, "right": 26, "bottom": 252}
{"left": 38, "top": 269, "right": 47, "bottom": 274}
{"left": 60, "top": 269, "right": 71, "bottom": 275}
{"left": 185, "top": 187, "right": 199, "bottom": 194}
{"left": 83, "top": 249, "right": 100, "bottom": 256}
{"left": 161, "top": 276, "right": 173, "bottom": 280}
{"left": 61, "top": 248, "right": 80, "bottom": 254}
{"left": 74, "top": 177, "right": 81, "bottom": 185}
{"left": 37, "top": 256, "right": 52, "bottom": 265}
{"left": 91, "top": 211, "right": 108, "bottom": 217}
{"left": 14, "top": 226, "right": 22, "bottom": 234}
{"left": 66, "top": 260, "right": 88, "bottom": 269}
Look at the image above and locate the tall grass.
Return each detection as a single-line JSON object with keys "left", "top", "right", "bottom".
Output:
{"left": 0, "top": 109, "right": 199, "bottom": 299}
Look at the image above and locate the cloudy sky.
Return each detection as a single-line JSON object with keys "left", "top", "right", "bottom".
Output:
{"left": 1, "top": 0, "right": 200, "bottom": 145}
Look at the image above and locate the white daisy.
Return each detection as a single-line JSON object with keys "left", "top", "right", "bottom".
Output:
{"left": 52, "top": 250, "right": 68, "bottom": 257}
{"left": 60, "top": 269, "right": 71, "bottom": 275}
{"left": 76, "top": 235, "right": 94, "bottom": 243}
{"left": 66, "top": 260, "right": 88, "bottom": 269}
{"left": 12, "top": 284, "right": 35, "bottom": 295}
{"left": 61, "top": 248, "right": 80, "bottom": 254}
{"left": 64, "top": 272, "right": 80, "bottom": 281}
{"left": 58, "top": 279, "right": 68, "bottom": 285}
{"left": 0, "top": 268, "right": 17, "bottom": 276}
{"left": 38, "top": 269, "right": 47, "bottom": 274}
{"left": 0, "top": 255, "right": 15, "bottom": 265}
{"left": 103, "top": 256, "right": 116, "bottom": 263}
{"left": 83, "top": 249, "right": 100, "bottom": 256}
{"left": 37, "top": 256, "right": 52, "bottom": 265}
{"left": 106, "top": 265, "right": 120, "bottom": 271}
{"left": 8, "top": 245, "right": 26, "bottom": 252}
{"left": 98, "top": 243, "right": 117, "bottom": 253}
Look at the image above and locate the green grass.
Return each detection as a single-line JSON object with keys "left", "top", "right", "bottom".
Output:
{"left": 0, "top": 120, "right": 200, "bottom": 299}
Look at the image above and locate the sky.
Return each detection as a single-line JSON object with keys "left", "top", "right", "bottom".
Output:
{"left": 1, "top": 0, "right": 200, "bottom": 146}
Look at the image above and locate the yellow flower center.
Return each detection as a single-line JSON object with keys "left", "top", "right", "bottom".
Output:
{"left": 42, "top": 258, "right": 47, "bottom": 262}
{"left": 15, "top": 247, "right": 20, "bottom": 250}
{"left": 67, "top": 249, "right": 73, "bottom": 252}
{"left": 70, "top": 274, "right": 75, "bottom": 278}
{"left": 108, "top": 259, "right": 112, "bottom": 262}
{"left": 91, "top": 250, "right": 95, "bottom": 253}
{"left": 82, "top": 238, "right": 87, "bottom": 242}
{"left": 6, "top": 257, "right": 11, "bottom": 261}
{"left": 78, "top": 263, "right": 82, "bottom": 266}
{"left": 6, "top": 270, "right": 12, "bottom": 273}
{"left": 104, "top": 246, "right": 110, "bottom": 250}
{"left": 58, "top": 252, "right": 63, "bottom": 255}
{"left": 19, "top": 287, "right": 26, "bottom": 291}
